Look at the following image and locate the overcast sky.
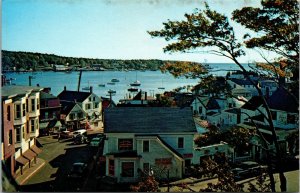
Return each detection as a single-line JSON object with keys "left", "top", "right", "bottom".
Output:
{"left": 3, "top": 0, "right": 274, "bottom": 63}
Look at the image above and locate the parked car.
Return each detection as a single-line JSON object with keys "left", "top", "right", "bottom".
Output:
{"left": 73, "top": 129, "right": 87, "bottom": 139}
{"left": 68, "top": 162, "right": 88, "bottom": 179}
{"left": 59, "top": 131, "right": 73, "bottom": 139}
{"left": 232, "top": 161, "right": 268, "bottom": 181}
{"left": 73, "top": 134, "right": 89, "bottom": 145}
{"left": 89, "top": 137, "right": 102, "bottom": 147}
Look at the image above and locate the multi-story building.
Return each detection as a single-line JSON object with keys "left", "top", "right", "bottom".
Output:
{"left": 39, "top": 91, "right": 61, "bottom": 135}
{"left": 103, "top": 107, "right": 229, "bottom": 183}
{"left": 2, "top": 93, "right": 16, "bottom": 177}
{"left": 58, "top": 86, "right": 102, "bottom": 130}
{"left": 2, "top": 85, "right": 43, "bottom": 176}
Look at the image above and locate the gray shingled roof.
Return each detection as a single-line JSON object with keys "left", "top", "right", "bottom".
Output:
{"left": 104, "top": 107, "right": 196, "bottom": 133}
{"left": 2, "top": 85, "right": 43, "bottom": 98}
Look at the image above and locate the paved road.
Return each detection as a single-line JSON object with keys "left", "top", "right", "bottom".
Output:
{"left": 22, "top": 135, "right": 96, "bottom": 192}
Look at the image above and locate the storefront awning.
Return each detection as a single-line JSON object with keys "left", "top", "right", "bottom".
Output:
{"left": 30, "top": 145, "right": 42, "bottom": 154}
{"left": 16, "top": 156, "right": 29, "bottom": 165}
{"left": 23, "top": 149, "right": 37, "bottom": 161}
{"left": 39, "top": 122, "right": 49, "bottom": 129}
{"left": 48, "top": 120, "right": 62, "bottom": 128}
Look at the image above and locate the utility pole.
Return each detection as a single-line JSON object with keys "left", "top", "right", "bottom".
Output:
{"left": 29, "top": 76, "right": 33, "bottom": 86}
{"left": 77, "top": 70, "right": 82, "bottom": 92}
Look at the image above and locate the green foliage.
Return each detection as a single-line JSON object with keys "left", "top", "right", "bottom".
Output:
{"left": 1, "top": 50, "right": 179, "bottom": 72}
{"left": 148, "top": 3, "right": 245, "bottom": 60}
{"left": 199, "top": 158, "right": 244, "bottom": 192}
{"left": 232, "top": 0, "right": 299, "bottom": 80}
{"left": 160, "top": 61, "right": 208, "bottom": 79}
{"left": 247, "top": 172, "right": 272, "bottom": 192}
{"left": 232, "top": 0, "right": 298, "bottom": 62}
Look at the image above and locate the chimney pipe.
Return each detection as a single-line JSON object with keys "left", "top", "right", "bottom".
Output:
{"left": 90, "top": 86, "right": 93, "bottom": 93}
{"left": 64, "top": 86, "right": 66, "bottom": 91}
{"left": 37, "top": 84, "right": 40, "bottom": 87}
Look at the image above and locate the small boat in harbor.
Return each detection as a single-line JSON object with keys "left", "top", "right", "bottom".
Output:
{"left": 82, "top": 81, "right": 90, "bottom": 90}
{"left": 130, "top": 80, "right": 141, "bottom": 86}
{"left": 111, "top": 78, "right": 120, "bottom": 82}
{"left": 82, "top": 87, "right": 90, "bottom": 91}
{"left": 98, "top": 84, "right": 106, "bottom": 87}
{"left": 158, "top": 79, "right": 165, "bottom": 90}
{"left": 128, "top": 87, "right": 138, "bottom": 92}
{"left": 130, "top": 71, "right": 141, "bottom": 86}
{"left": 107, "top": 82, "right": 116, "bottom": 85}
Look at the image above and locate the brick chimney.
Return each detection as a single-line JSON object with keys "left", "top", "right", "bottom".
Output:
{"left": 90, "top": 86, "right": 93, "bottom": 93}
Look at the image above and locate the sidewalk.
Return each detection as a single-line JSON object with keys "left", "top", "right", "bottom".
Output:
{"left": 15, "top": 158, "right": 46, "bottom": 185}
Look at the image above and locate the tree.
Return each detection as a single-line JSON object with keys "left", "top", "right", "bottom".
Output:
{"left": 232, "top": 0, "right": 299, "bottom": 81}
{"left": 130, "top": 176, "right": 159, "bottom": 192}
{"left": 148, "top": 1, "right": 297, "bottom": 191}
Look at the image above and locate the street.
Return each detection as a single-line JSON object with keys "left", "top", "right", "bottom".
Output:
{"left": 21, "top": 135, "right": 100, "bottom": 192}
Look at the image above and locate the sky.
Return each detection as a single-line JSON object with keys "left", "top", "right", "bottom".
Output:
{"left": 2, "top": 0, "right": 272, "bottom": 63}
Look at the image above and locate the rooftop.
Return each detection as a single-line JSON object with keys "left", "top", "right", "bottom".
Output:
{"left": 104, "top": 107, "right": 196, "bottom": 133}
{"left": 2, "top": 85, "right": 43, "bottom": 99}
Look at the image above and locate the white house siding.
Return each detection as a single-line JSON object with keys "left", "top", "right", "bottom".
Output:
{"left": 65, "top": 104, "right": 85, "bottom": 122}
{"left": 104, "top": 134, "right": 184, "bottom": 182}
{"left": 207, "top": 113, "right": 222, "bottom": 126}
{"left": 240, "top": 108, "right": 259, "bottom": 123}
{"left": 137, "top": 137, "right": 183, "bottom": 180}
{"left": 272, "top": 110, "right": 298, "bottom": 129}
{"left": 192, "top": 142, "right": 229, "bottom": 164}
{"left": 221, "top": 111, "right": 238, "bottom": 126}
{"left": 191, "top": 98, "right": 207, "bottom": 118}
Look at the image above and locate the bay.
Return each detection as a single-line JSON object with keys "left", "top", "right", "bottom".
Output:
{"left": 4, "top": 63, "right": 250, "bottom": 103}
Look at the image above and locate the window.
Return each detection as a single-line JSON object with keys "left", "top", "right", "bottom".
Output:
{"left": 22, "top": 126, "right": 25, "bottom": 139}
{"left": 121, "top": 162, "right": 134, "bottom": 177}
{"left": 37, "top": 99, "right": 40, "bottom": 110}
{"left": 271, "top": 111, "right": 277, "bottom": 120}
{"left": 85, "top": 103, "right": 91, "bottom": 110}
{"left": 69, "top": 113, "right": 74, "bottom": 120}
{"left": 22, "top": 103, "right": 26, "bottom": 116}
{"left": 16, "top": 127, "right": 21, "bottom": 143}
{"left": 26, "top": 122, "right": 29, "bottom": 134}
{"left": 88, "top": 97, "right": 91, "bottom": 102}
{"left": 93, "top": 97, "right": 95, "bottom": 101}
{"left": 7, "top": 106, "right": 11, "bottom": 121}
{"left": 178, "top": 137, "right": 184, "bottom": 148}
{"left": 31, "top": 99, "right": 35, "bottom": 111}
{"left": 109, "top": 159, "right": 115, "bottom": 176}
{"left": 94, "top": 103, "right": 99, "bottom": 108}
{"left": 78, "top": 112, "right": 83, "bottom": 119}
{"left": 199, "top": 107, "right": 202, "bottom": 114}
{"left": 31, "top": 119, "right": 35, "bottom": 132}
{"left": 118, "top": 139, "right": 133, "bottom": 151}
{"left": 15, "top": 104, "right": 21, "bottom": 119}
{"left": 8, "top": 130, "right": 13, "bottom": 145}
{"left": 26, "top": 99, "right": 29, "bottom": 112}
{"left": 45, "top": 112, "right": 49, "bottom": 119}
{"left": 287, "top": 114, "right": 296, "bottom": 124}
{"left": 143, "top": 163, "right": 150, "bottom": 173}
{"left": 185, "top": 159, "right": 191, "bottom": 167}
{"left": 143, "top": 140, "right": 149, "bottom": 152}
